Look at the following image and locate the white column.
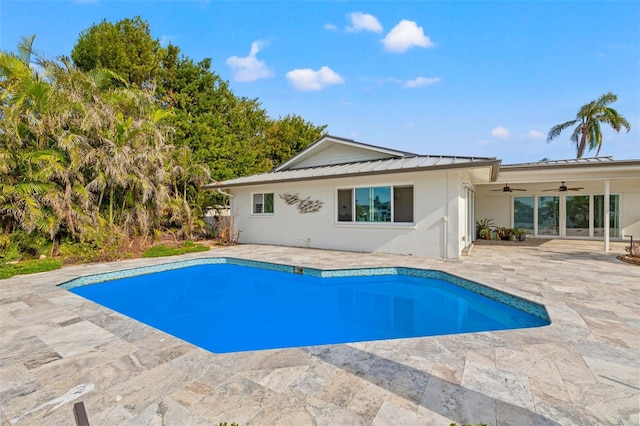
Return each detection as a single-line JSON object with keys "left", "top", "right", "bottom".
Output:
{"left": 604, "top": 179, "right": 610, "bottom": 252}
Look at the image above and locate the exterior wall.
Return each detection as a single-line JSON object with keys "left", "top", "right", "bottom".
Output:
{"left": 292, "top": 144, "right": 395, "bottom": 169}
{"left": 619, "top": 179, "right": 640, "bottom": 239}
{"left": 228, "top": 170, "right": 466, "bottom": 258}
{"left": 475, "top": 178, "right": 640, "bottom": 240}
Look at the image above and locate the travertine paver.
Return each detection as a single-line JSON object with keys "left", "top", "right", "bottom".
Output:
{"left": 0, "top": 240, "right": 638, "bottom": 425}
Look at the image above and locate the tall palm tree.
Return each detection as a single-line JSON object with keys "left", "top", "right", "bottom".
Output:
{"left": 547, "top": 92, "right": 631, "bottom": 158}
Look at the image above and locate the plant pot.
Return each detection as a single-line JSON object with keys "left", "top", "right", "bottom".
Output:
{"left": 519, "top": 234, "right": 526, "bottom": 241}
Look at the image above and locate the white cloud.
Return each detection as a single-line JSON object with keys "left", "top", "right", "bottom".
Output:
{"left": 160, "top": 35, "right": 177, "bottom": 47}
{"left": 285, "top": 66, "right": 345, "bottom": 91}
{"left": 346, "top": 12, "right": 383, "bottom": 33}
{"left": 528, "top": 130, "right": 545, "bottom": 139}
{"left": 492, "top": 126, "right": 511, "bottom": 139}
{"left": 382, "top": 20, "right": 433, "bottom": 53}
{"left": 402, "top": 76, "right": 442, "bottom": 88}
{"left": 225, "top": 40, "right": 273, "bottom": 82}
{"left": 324, "top": 23, "right": 337, "bottom": 31}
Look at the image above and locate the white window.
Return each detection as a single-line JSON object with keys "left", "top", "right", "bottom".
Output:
{"left": 337, "top": 185, "right": 413, "bottom": 223}
{"left": 252, "top": 193, "right": 274, "bottom": 214}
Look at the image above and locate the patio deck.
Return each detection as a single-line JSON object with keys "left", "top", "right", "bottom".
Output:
{"left": 1, "top": 240, "right": 638, "bottom": 425}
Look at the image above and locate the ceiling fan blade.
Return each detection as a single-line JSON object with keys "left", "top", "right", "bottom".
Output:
{"left": 567, "top": 187, "right": 584, "bottom": 191}
{"left": 542, "top": 188, "right": 556, "bottom": 192}
{"left": 512, "top": 188, "right": 527, "bottom": 191}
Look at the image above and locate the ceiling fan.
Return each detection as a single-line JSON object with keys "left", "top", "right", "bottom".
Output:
{"left": 543, "top": 181, "right": 584, "bottom": 192}
{"left": 491, "top": 184, "right": 526, "bottom": 193}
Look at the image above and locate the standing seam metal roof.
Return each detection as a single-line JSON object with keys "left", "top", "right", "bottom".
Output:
{"left": 205, "top": 155, "right": 498, "bottom": 188}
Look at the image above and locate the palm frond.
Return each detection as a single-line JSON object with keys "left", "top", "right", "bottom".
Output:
{"left": 546, "top": 119, "right": 579, "bottom": 142}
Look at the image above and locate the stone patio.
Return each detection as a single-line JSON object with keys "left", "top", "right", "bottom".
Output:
{"left": 1, "top": 240, "right": 638, "bottom": 425}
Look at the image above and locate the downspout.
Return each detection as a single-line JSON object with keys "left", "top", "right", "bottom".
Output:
{"left": 443, "top": 172, "right": 449, "bottom": 259}
{"left": 217, "top": 188, "right": 235, "bottom": 215}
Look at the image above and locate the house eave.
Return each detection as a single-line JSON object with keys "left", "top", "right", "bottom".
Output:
{"left": 205, "top": 159, "right": 501, "bottom": 190}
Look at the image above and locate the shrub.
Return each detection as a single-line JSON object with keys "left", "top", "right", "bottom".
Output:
{"left": 142, "top": 241, "right": 209, "bottom": 258}
{"left": 626, "top": 242, "right": 640, "bottom": 257}
{"left": 0, "top": 259, "right": 62, "bottom": 280}
{"left": 0, "top": 231, "right": 52, "bottom": 261}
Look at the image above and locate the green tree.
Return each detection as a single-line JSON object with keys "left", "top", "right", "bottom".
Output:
{"left": 264, "top": 114, "right": 327, "bottom": 167}
{"left": 547, "top": 92, "right": 631, "bottom": 158}
{"left": 71, "top": 16, "right": 163, "bottom": 89}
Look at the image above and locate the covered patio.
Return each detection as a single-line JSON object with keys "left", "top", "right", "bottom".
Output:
{"left": 475, "top": 157, "right": 640, "bottom": 252}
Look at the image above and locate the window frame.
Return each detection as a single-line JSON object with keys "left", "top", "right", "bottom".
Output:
{"left": 251, "top": 192, "right": 275, "bottom": 215}
{"left": 336, "top": 184, "right": 414, "bottom": 225}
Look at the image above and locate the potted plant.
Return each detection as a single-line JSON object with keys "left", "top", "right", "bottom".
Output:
{"left": 497, "top": 227, "right": 510, "bottom": 240}
{"left": 518, "top": 227, "right": 527, "bottom": 241}
{"left": 508, "top": 227, "right": 519, "bottom": 241}
{"left": 475, "top": 218, "right": 495, "bottom": 240}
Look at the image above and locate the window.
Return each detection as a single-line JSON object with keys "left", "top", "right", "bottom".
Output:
{"left": 252, "top": 193, "right": 274, "bottom": 214}
{"left": 338, "top": 189, "right": 353, "bottom": 221}
{"left": 338, "top": 186, "right": 413, "bottom": 223}
{"left": 393, "top": 186, "right": 414, "bottom": 223}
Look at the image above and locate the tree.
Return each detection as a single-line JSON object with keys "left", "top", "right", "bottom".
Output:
{"left": 547, "top": 92, "right": 631, "bottom": 158}
{"left": 264, "top": 114, "right": 327, "bottom": 167}
{"left": 71, "top": 16, "right": 163, "bottom": 89}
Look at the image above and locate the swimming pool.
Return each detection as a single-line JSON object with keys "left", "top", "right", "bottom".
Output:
{"left": 61, "top": 258, "right": 550, "bottom": 353}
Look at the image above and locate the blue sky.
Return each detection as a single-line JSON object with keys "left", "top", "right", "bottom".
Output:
{"left": 2, "top": 1, "right": 639, "bottom": 163}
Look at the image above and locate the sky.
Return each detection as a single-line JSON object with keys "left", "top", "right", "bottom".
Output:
{"left": 1, "top": 1, "right": 639, "bottom": 164}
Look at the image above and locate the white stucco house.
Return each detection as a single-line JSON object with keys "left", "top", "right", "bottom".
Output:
{"left": 204, "top": 135, "right": 640, "bottom": 259}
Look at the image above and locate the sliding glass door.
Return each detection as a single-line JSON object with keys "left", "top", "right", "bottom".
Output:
{"left": 537, "top": 196, "right": 559, "bottom": 236}
{"left": 513, "top": 194, "right": 620, "bottom": 239}
{"left": 565, "top": 195, "right": 590, "bottom": 237}
{"left": 513, "top": 197, "right": 534, "bottom": 232}
{"left": 594, "top": 195, "right": 620, "bottom": 238}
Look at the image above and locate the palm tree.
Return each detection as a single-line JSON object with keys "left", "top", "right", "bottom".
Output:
{"left": 547, "top": 92, "right": 631, "bottom": 158}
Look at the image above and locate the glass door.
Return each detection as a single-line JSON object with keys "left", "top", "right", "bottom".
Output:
{"left": 538, "top": 196, "right": 559, "bottom": 236}
{"left": 594, "top": 195, "right": 620, "bottom": 238}
{"left": 565, "top": 195, "right": 590, "bottom": 237}
{"left": 513, "top": 197, "right": 534, "bottom": 232}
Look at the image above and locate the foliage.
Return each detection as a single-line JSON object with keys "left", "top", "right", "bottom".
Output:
{"left": 475, "top": 218, "right": 495, "bottom": 238}
{"left": 547, "top": 92, "right": 631, "bottom": 158}
{"left": 626, "top": 242, "right": 640, "bottom": 257}
{"left": 71, "top": 16, "right": 163, "bottom": 88}
{"left": 141, "top": 241, "right": 209, "bottom": 258}
{"left": 0, "top": 258, "right": 62, "bottom": 280}
{"left": 2, "top": 19, "right": 325, "bottom": 260}
{"left": 450, "top": 423, "right": 488, "bottom": 426}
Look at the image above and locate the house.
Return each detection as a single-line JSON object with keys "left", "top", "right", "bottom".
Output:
{"left": 204, "top": 135, "right": 640, "bottom": 259}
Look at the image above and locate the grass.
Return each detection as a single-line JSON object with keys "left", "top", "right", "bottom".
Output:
{"left": 0, "top": 258, "right": 63, "bottom": 279}
{"left": 141, "top": 240, "right": 210, "bottom": 258}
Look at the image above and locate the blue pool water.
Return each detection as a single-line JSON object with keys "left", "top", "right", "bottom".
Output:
{"left": 68, "top": 262, "right": 549, "bottom": 353}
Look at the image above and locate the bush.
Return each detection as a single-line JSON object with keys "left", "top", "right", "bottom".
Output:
{"left": 58, "top": 241, "right": 101, "bottom": 263}
{"left": 142, "top": 241, "right": 209, "bottom": 258}
{"left": 0, "top": 259, "right": 62, "bottom": 280}
{"left": 626, "top": 242, "right": 640, "bottom": 257}
{"left": 0, "top": 231, "right": 52, "bottom": 261}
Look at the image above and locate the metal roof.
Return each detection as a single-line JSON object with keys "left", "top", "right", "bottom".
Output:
{"left": 205, "top": 155, "right": 499, "bottom": 189}
{"left": 504, "top": 156, "right": 616, "bottom": 167}
{"left": 501, "top": 156, "right": 640, "bottom": 172}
